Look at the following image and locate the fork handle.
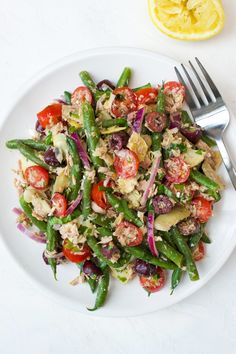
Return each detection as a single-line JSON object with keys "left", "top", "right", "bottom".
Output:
{"left": 215, "top": 137, "right": 236, "bottom": 190}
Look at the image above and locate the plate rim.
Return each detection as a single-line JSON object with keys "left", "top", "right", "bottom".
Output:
{"left": 1, "top": 46, "right": 236, "bottom": 317}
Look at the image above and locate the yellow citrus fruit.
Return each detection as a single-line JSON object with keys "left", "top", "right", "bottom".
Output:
{"left": 148, "top": 0, "right": 225, "bottom": 40}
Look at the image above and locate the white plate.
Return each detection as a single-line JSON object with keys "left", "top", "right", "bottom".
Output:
{"left": 1, "top": 47, "right": 236, "bottom": 317}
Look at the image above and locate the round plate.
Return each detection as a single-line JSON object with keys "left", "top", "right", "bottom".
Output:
{"left": 1, "top": 47, "right": 236, "bottom": 317}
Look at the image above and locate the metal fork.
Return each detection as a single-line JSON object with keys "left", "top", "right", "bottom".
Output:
{"left": 175, "top": 58, "right": 236, "bottom": 190}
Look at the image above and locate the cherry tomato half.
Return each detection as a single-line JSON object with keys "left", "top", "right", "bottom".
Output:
{"left": 111, "top": 87, "right": 137, "bottom": 117}
{"left": 139, "top": 267, "right": 166, "bottom": 293}
{"left": 115, "top": 221, "right": 143, "bottom": 247}
{"left": 192, "top": 241, "right": 205, "bottom": 262}
{"left": 135, "top": 88, "right": 158, "bottom": 105}
{"left": 62, "top": 239, "right": 91, "bottom": 263}
{"left": 91, "top": 181, "right": 110, "bottom": 210}
{"left": 114, "top": 149, "right": 139, "bottom": 178}
{"left": 52, "top": 193, "right": 68, "bottom": 217}
{"left": 164, "top": 81, "right": 185, "bottom": 98}
{"left": 71, "top": 86, "right": 93, "bottom": 108}
{"left": 37, "top": 104, "right": 62, "bottom": 129}
{"left": 191, "top": 196, "right": 213, "bottom": 223}
{"left": 165, "top": 157, "right": 190, "bottom": 184}
{"left": 25, "top": 166, "right": 49, "bottom": 190}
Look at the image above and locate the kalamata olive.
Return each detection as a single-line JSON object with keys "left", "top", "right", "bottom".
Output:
{"left": 109, "top": 132, "right": 129, "bottom": 151}
{"left": 35, "top": 120, "right": 45, "bottom": 134}
{"left": 44, "top": 147, "right": 61, "bottom": 167}
{"left": 153, "top": 195, "right": 174, "bottom": 214}
{"left": 145, "top": 112, "right": 167, "bottom": 132}
{"left": 177, "top": 217, "right": 200, "bottom": 236}
{"left": 100, "top": 242, "right": 120, "bottom": 259}
{"left": 82, "top": 260, "right": 102, "bottom": 276}
{"left": 180, "top": 125, "right": 202, "bottom": 144}
{"left": 134, "top": 259, "right": 157, "bottom": 276}
{"left": 169, "top": 112, "right": 181, "bottom": 129}
{"left": 97, "top": 79, "right": 115, "bottom": 91}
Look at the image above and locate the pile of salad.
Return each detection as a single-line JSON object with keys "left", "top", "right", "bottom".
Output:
{"left": 6, "top": 67, "right": 224, "bottom": 311}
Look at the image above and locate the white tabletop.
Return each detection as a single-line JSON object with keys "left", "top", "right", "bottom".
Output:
{"left": 1, "top": 1, "right": 236, "bottom": 353}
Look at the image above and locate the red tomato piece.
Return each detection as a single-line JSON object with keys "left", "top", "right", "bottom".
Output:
{"left": 91, "top": 181, "right": 110, "bottom": 210}
{"left": 192, "top": 241, "right": 205, "bottom": 261}
{"left": 25, "top": 166, "right": 49, "bottom": 190}
{"left": 71, "top": 86, "right": 93, "bottom": 108}
{"left": 63, "top": 240, "right": 91, "bottom": 263}
{"left": 191, "top": 196, "right": 213, "bottom": 223}
{"left": 114, "top": 149, "right": 139, "bottom": 178}
{"left": 165, "top": 157, "right": 190, "bottom": 184}
{"left": 52, "top": 193, "right": 68, "bottom": 217}
{"left": 139, "top": 267, "right": 166, "bottom": 293}
{"left": 135, "top": 88, "right": 158, "bottom": 105}
{"left": 37, "top": 104, "right": 62, "bottom": 129}
{"left": 115, "top": 221, "right": 143, "bottom": 247}
{"left": 164, "top": 81, "right": 185, "bottom": 98}
{"left": 111, "top": 87, "right": 137, "bottom": 117}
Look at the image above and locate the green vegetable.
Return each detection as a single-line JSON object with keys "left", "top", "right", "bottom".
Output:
{"left": 79, "top": 71, "right": 97, "bottom": 94}
{"left": 181, "top": 111, "right": 192, "bottom": 125}
{"left": 46, "top": 217, "right": 59, "bottom": 280}
{"left": 88, "top": 265, "right": 109, "bottom": 311}
{"left": 116, "top": 67, "right": 131, "bottom": 88}
{"left": 50, "top": 209, "right": 80, "bottom": 225}
{"left": 97, "top": 227, "right": 113, "bottom": 237}
{"left": 171, "top": 227, "right": 199, "bottom": 281}
{"left": 66, "top": 136, "right": 82, "bottom": 202}
{"left": 17, "top": 142, "right": 50, "bottom": 170}
{"left": 190, "top": 170, "right": 219, "bottom": 191}
{"left": 155, "top": 239, "right": 184, "bottom": 268}
{"left": 101, "top": 118, "right": 128, "bottom": 128}
{"left": 201, "top": 233, "right": 211, "bottom": 244}
{"left": 151, "top": 132, "right": 162, "bottom": 152}
{"left": 170, "top": 268, "right": 183, "bottom": 294}
{"left": 82, "top": 176, "right": 92, "bottom": 217}
{"left": 157, "top": 184, "right": 178, "bottom": 202}
{"left": 133, "top": 83, "right": 152, "bottom": 91}
{"left": 6, "top": 139, "right": 48, "bottom": 151}
{"left": 105, "top": 192, "right": 143, "bottom": 227}
{"left": 82, "top": 102, "right": 104, "bottom": 169}
{"left": 92, "top": 214, "right": 114, "bottom": 228}
{"left": 157, "top": 83, "right": 165, "bottom": 113}
{"left": 44, "top": 132, "right": 53, "bottom": 145}
{"left": 19, "top": 196, "right": 47, "bottom": 232}
{"left": 188, "top": 230, "right": 203, "bottom": 249}
{"left": 125, "top": 246, "right": 177, "bottom": 270}
{"left": 201, "top": 133, "right": 217, "bottom": 147}
{"left": 64, "top": 91, "right": 71, "bottom": 104}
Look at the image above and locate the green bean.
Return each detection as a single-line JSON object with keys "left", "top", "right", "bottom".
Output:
{"left": 6, "top": 139, "right": 48, "bottom": 151}
{"left": 201, "top": 133, "right": 217, "bottom": 147}
{"left": 157, "top": 83, "right": 165, "bottom": 113}
{"left": 44, "top": 132, "right": 53, "bottom": 145}
{"left": 76, "top": 263, "right": 98, "bottom": 293}
{"left": 157, "top": 184, "right": 178, "bottom": 202}
{"left": 155, "top": 239, "right": 184, "bottom": 268}
{"left": 201, "top": 233, "right": 211, "bottom": 244}
{"left": 19, "top": 196, "right": 47, "bottom": 232}
{"left": 66, "top": 136, "right": 82, "bottom": 202}
{"left": 171, "top": 227, "right": 199, "bottom": 281}
{"left": 101, "top": 118, "right": 128, "bottom": 128}
{"left": 97, "top": 227, "right": 113, "bottom": 237}
{"left": 46, "top": 217, "right": 59, "bottom": 280}
{"left": 17, "top": 142, "right": 50, "bottom": 170}
{"left": 50, "top": 209, "right": 80, "bottom": 225}
{"left": 190, "top": 170, "right": 219, "bottom": 191}
{"left": 92, "top": 214, "right": 114, "bottom": 229}
{"left": 82, "top": 102, "right": 104, "bottom": 169}
{"left": 125, "top": 246, "right": 177, "bottom": 270}
{"left": 87, "top": 236, "right": 131, "bottom": 269}
{"left": 181, "top": 110, "right": 192, "bottom": 125}
{"left": 82, "top": 176, "right": 92, "bottom": 217}
{"left": 133, "top": 83, "right": 152, "bottom": 91}
{"left": 64, "top": 91, "right": 71, "bottom": 104}
{"left": 79, "top": 71, "right": 97, "bottom": 94}
{"left": 170, "top": 268, "right": 183, "bottom": 295}
{"left": 151, "top": 132, "right": 162, "bottom": 152}
{"left": 116, "top": 67, "right": 131, "bottom": 88}
{"left": 188, "top": 230, "right": 203, "bottom": 249}
{"left": 105, "top": 192, "right": 143, "bottom": 227}
{"left": 88, "top": 265, "right": 109, "bottom": 311}
{"left": 206, "top": 189, "right": 221, "bottom": 202}
{"left": 159, "top": 231, "right": 176, "bottom": 248}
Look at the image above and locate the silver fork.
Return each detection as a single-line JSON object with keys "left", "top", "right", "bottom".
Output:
{"left": 175, "top": 58, "right": 236, "bottom": 190}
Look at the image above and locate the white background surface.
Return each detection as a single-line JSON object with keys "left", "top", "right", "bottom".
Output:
{"left": 0, "top": 1, "right": 236, "bottom": 353}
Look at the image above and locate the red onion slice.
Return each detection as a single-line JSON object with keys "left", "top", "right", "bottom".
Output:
{"left": 12, "top": 207, "right": 23, "bottom": 216}
{"left": 147, "top": 213, "right": 158, "bottom": 257}
{"left": 17, "top": 223, "right": 46, "bottom": 243}
{"left": 97, "top": 79, "right": 115, "bottom": 91}
{"left": 65, "top": 191, "right": 83, "bottom": 216}
{"left": 140, "top": 153, "right": 161, "bottom": 207}
{"left": 71, "top": 132, "right": 90, "bottom": 169}
{"left": 133, "top": 107, "right": 145, "bottom": 133}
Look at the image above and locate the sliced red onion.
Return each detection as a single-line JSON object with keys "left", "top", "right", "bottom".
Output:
{"left": 97, "top": 79, "right": 115, "bottom": 91}
{"left": 140, "top": 153, "right": 161, "bottom": 207}
{"left": 65, "top": 191, "right": 82, "bottom": 216}
{"left": 127, "top": 111, "right": 137, "bottom": 127}
{"left": 133, "top": 107, "right": 145, "bottom": 133}
{"left": 147, "top": 213, "right": 158, "bottom": 257}
{"left": 17, "top": 223, "right": 46, "bottom": 243}
{"left": 12, "top": 207, "right": 23, "bottom": 216}
{"left": 91, "top": 201, "right": 106, "bottom": 214}
{"left": 169, "top": 112, "right": 182, "bottom": 129}
{"left": 71, "top": 132, "right": 90, "bottom": 169}
{"left": 54, "top": 95, "right": 68, "bottom": 105}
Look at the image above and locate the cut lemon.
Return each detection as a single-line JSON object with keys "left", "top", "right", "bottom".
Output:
{"left": 148, "top": 0, "right": 225, "bottom": 40}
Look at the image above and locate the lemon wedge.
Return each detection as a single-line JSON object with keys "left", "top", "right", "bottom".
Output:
{"left": 148, "top": 0, "right": 225, "bottom": 40}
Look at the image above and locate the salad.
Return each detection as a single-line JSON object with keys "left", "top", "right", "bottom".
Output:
{"left": 6, "top": 67, "right": 224, "bottom": 311}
